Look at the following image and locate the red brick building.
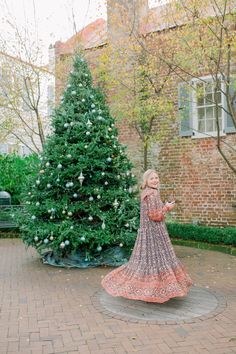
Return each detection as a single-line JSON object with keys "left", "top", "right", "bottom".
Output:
{"left": 52, "top": 0, "right": 236, "bottom": 226}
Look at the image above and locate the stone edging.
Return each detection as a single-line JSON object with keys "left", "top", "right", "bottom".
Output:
{"left": 91, "top": 288, "right": 227, "bottom": 325}
{"left": 171, "top": 239, "right": 236, "bottom": 256}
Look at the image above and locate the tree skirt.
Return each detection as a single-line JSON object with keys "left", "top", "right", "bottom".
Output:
{"left": 42, "top": 246, "right": 131, "bottom": 268}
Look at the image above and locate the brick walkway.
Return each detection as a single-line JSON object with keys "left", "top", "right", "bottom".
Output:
{"left": 0, "top": 239, "right": 236, "bottom": 354}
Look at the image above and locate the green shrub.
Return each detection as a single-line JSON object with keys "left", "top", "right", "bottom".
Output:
{"left": 0, "top": 153, "right": 39, "bottom": 204}
{"left": 167, "top": 222, "right": 236, "bottom": 246}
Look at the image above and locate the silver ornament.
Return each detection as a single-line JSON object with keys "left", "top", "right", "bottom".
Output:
{"left": 78, "top": 172, "right": 85, "bottom": 186}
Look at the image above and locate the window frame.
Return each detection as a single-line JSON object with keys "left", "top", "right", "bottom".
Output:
{"left": 191, "top": 75, "right": 226, "bottom": 139}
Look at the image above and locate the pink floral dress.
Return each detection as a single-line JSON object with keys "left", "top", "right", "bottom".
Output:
{"left": 101, "top": 187, "right": 193, "bottom": 303}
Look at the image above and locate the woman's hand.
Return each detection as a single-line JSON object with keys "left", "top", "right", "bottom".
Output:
{"left": 164, "top": 201, "right": 175, "bottom": 212}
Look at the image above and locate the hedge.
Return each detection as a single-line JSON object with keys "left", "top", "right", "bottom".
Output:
{"left": 0, "top": 153, "right": 39, "bottom": 204}
{"left": 167, "top": 222, "right": 236, "bottom": 246}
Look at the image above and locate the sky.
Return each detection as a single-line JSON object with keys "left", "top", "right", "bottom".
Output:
{"left": 0, "top": 0, "right": 107, "bottom": 64}
{"left": 0, "top": 0, "right": 167, "bottom": 65}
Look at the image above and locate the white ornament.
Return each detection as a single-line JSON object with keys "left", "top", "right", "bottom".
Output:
{"left": 47, "top": 184, "right": 51, "bottom": 188}
{"left": 125, "top": 223, "right": 129, "bottom": 227}
{"left": 34, "top": 236, "right": 39, "bottom": 241}
{"left": 113, "top": 199, "right": 119, "bottom": 209}
{"left": 67, "top": 154, "right": 72, "bottom": 158}
{"left": 119, "top": 243, "right": 123, "bottom": 247}
{"left": 71, "top": 90, "right": 76, "bottom": 95}
{"left": 97, "top": 245, "right": 102, "bottom": 252}
{"left": 28, "top": 192, "right": 31, "bottom": 195}
{"left": 82, "top": 99, "right": 85, "bottom": 102}
{"left": 128, "top": 187, "right": 133, "bottom": 193}
{"left": 89, "top": 196, "right": 94, "bottom": 201}
{"left": 88, "top": 216, "right": 93, "bottom": 221}
{"left": 64, "top": 123, "right": 69, "bottom": 128}
{"left": 86, "top": 119, "right": 92, "bottom": 127}
{"left": 86, "top": 131, "right": 90, "bottom": 136}
{"left": 39, "top": 170, "right": 45, "bottom": 174}
{"left": 50, "top": 216, "right": 53, "bottom": 220}
{"left": 92, "top": 109, "right": 96, "bottom": 113}
{"left": 36, "top": 180, "right": 40, "bottom": 185}
{"left": 62, "top": 210, "right": 66, "bottom": 214}
{"left": 101, "top": 172, "right": 105, "bottom": 176}
{"left": 107, "top": 157, "right": 112, "bottom": 162}
{"left": 79, "top": 83, "right": 83, "bottom": 87}
{"left": 97, "top": 116, "right": 104, "bottom": 121}
{"left": 56, "top": 178, "right": 60, "bottom": 182}
{"left": 70, "top": 226, "right": 74, "bottom": 229}
{"left": 111, "top": 123, "right": 114, "bottom": 127}
{"left": 84, "top": 145, "right": 88, "bottom": 149}
{"left": 31, "top": 215, "right": 36, "bottom": 220}
{"left": 49, "top": 236, "right": 54, "bottom": 241}
{"left": 90, "top": 95, "right": 94, "bottom": 98}
{"left": 91, "top": 104, "right": 95, "bottom": 108}
{"left": 57, "top": 164, "right": 62, "bottom": 169}
{"left": 48, "top": 209, "right": 51, "bottom": 213}
{"left": 97, "top": 195, "right": 101, "bottom": 199}
{"left": 108, "top": 127, "right": 112, "bottom": 132}
{"left": 73, "top": 193, "right": 78, "bottom": 198}
{"left": 101, "top": 221, "right": 106, "bottom": 230}
{"left": 81, "top": 236, "right": 85, "bottom": 241}
{"left": 60, "top": 242, "right": 65, "bottom": 249}
{"left": 70, "top": 122, "right": 74, "bottom": 126}
{"left": 117, "top": 175, "right": 121, "bottom": 179}
{"left": 36, "top": 202, "right": 40, "bottom": 206}
{"left": 44, "top": 239, "right": 49, "bottom": 244}
{"left": 46, "top": 162, "right": 50, "bottom": 167}
{"left": 78, "top": 172, "right": 85, "bottom": 186}
{"left": 67, "top": 84, "right": 71, "bottom": 87}
{"left": 68, "top": 211, "right": 73, "bottom": 216}
{"left": 65, "top": 240, "right": 70, "bottom": 246}
{"left": 104, "top": 181, "right": 108, "bottom": 185}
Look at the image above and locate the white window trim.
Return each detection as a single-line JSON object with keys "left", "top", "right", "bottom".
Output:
{"left": 191, "top": 75, "right": 226, "bottom": 139}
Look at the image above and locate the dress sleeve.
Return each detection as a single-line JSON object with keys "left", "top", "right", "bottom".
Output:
{"left": 145, "top": 193, "right": 169, "bottom": 222}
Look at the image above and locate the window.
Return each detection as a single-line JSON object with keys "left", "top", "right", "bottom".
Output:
{"left": 192, "top": 77, "right": 224, "bottom": 137}
{"left": 178, "top": 76, "right": 236, "bottom": 137}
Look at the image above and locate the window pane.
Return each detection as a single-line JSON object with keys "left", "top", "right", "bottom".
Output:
{"left": 213, "top": 118, "right": 222, "bottom": 131}
{"left": 196, "top": 83, "right": 204, "bottom": 106}
{"left": 198, "top": 119, "right": 205, "bottom": 132}
{"left": 214, "top": 92, "right": 222, "bottom": 105}
{"left": 205, "top": 93, "right": 213, "bottom": 104}
{"left": 206, "top": 107, "right": 214, "bottom": 118}
{"left": 205, "top": 82, "right": 213, "bottom": 93}
{"left": 213, "top": 106, "right": 222, "bottom": 119}
{"left": 198, "top": 107, "right": 205, "bottom": 120}
{"left": 206, "top": 119, "right": 214, "bottom": 132}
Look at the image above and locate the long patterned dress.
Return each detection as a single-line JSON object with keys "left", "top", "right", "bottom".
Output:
{"left": 101, "top": 187, "right": 193, "bottom": 303}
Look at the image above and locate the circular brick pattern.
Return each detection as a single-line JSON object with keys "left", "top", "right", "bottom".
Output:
{"left": 92, "top": 286, "right": 227, "bottom": 324}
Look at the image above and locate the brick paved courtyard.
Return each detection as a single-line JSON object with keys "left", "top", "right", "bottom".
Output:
{"left": 0, "top": 239, "right": 236, "bottom": 354}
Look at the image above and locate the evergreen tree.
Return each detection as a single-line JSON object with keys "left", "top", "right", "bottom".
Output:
{"left": 19, "top": 55, "right": 139, "bottom": 266}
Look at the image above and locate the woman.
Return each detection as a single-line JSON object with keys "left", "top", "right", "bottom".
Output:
{"left": 101, "top": 169, "right": 193, "bottom": 303}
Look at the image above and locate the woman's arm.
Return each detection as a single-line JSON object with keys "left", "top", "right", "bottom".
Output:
{"left": 145, "top": 194, "right": 175, "bottom": 222}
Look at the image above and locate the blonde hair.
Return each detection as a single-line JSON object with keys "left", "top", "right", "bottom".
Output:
{"left": 141, "top": 169, "right": 158, "bottom": 190}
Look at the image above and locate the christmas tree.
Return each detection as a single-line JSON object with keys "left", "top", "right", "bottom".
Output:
{"left": 19, "top": 54, "right": 139, "bottom": 267}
